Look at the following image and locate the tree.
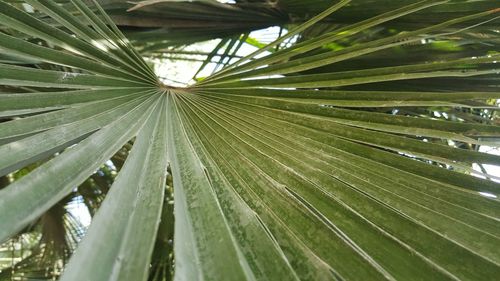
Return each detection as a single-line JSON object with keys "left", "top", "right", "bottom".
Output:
{"left": 0, "top": 0, "right": 499, "bottom": 280}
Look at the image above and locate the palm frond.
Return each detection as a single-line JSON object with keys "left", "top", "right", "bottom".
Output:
{"left": 0, "top": 1, "right": 499, "bottom": 280}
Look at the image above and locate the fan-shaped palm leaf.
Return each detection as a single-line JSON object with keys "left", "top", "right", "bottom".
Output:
{"left": 0, "top": 0, "right": 499, "bottom": 280}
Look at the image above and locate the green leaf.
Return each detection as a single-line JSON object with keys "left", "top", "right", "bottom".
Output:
{"left": 0, "top": 1, "right": 499, "bottom": 280}
{"left": 61, "top": 95, "right": 168, "bottom": 281}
